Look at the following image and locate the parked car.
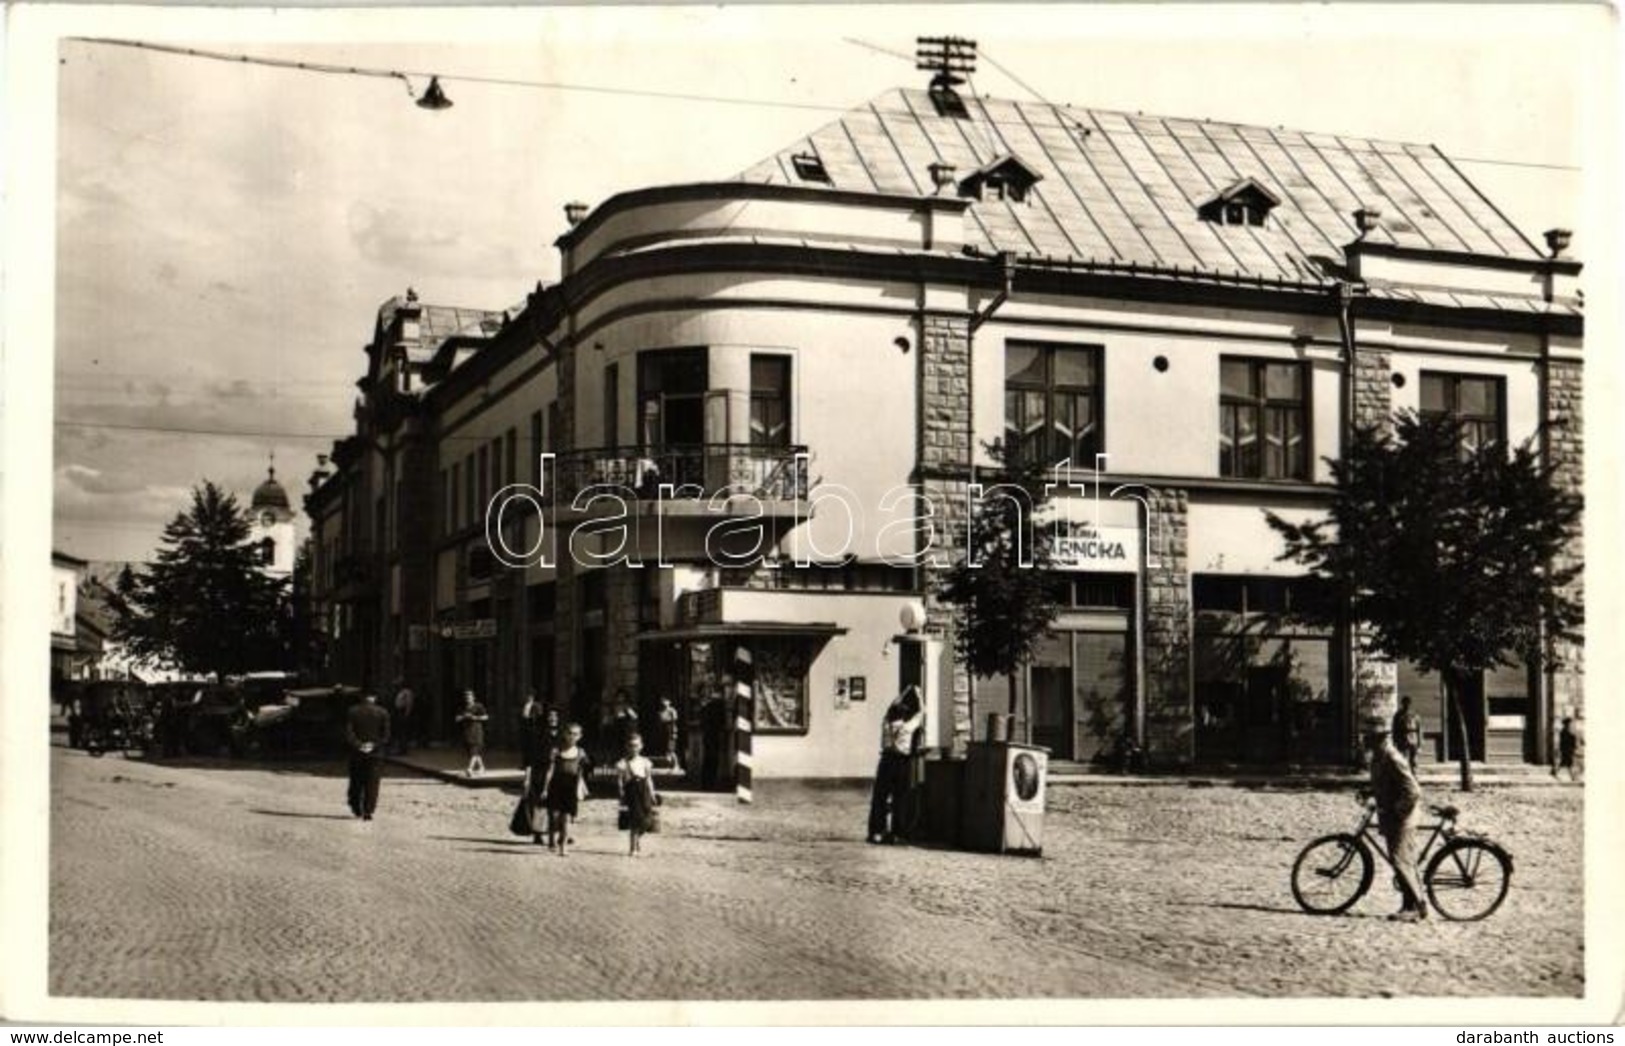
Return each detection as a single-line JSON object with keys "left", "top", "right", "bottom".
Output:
{"left": 247, "top": 685, "right": 361, "bottom": 757}
{"left": 177, "top": 685, "right": 253, "bottom": 757}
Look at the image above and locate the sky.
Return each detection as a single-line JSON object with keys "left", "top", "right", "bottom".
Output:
{"left": 42, "top": 3, "right": 1611, "bottom": 565}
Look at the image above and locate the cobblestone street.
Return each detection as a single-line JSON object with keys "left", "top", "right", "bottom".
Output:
{"left": 49, "top": 742, "right": 1583, "bottom": 1002}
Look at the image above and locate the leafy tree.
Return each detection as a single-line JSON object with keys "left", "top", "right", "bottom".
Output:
{"left": 939, "top": 439, "right": 1064, "bottom": 738}
{"left": 1267, "top": 412, "right": 1582, "bottom": 791}
{"left": 114, "top": 481, "right": 290, "bottom": 678}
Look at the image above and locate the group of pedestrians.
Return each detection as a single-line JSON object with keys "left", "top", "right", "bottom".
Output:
{"left": 510, "top": 695, "right": 660, "bottom": 857}
{"left": 345, "top": 683, "right": 659, "bottom": 856}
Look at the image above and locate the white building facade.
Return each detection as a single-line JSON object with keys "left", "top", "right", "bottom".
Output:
{"left": 310, "top": 82, "right": 1583, "bottom": 776}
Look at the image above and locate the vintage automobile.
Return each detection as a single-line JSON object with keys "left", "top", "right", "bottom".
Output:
{"left": 247, "top": 685, "right": 362, "bottom": 757}
{"left": 73, "top": 680, "right": 153, "bottom": 757}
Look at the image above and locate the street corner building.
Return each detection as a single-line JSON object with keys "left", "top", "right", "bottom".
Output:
{"left": 302, "top": 73, "right": 1584, "bottom": 779}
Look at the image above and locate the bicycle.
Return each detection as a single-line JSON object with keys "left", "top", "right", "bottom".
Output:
{"left": 1290, "top": 791, "right": 1514, "bottom": 921}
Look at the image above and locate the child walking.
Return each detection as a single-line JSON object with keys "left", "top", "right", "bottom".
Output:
{"left": 616, "top": 732, "right": 658, "bottom": 857}
{"left": 541, "top": 723, "right": 589, "bottom": 856}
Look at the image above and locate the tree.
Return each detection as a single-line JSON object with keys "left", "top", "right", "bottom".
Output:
{"left": 114, "top": 481, "right": 290, "bottom": 678}
{"left": 1267, "top": 412, "right": 1582, "bottom": 791}
{"left": 938, "top": 439, "right": 1064, "bottom": 740}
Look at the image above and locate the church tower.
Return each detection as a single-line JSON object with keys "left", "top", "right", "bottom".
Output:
{"left": 248, "top": 465, "right": 296, "bottom": 579}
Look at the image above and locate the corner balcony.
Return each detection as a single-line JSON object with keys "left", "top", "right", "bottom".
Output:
{"left": 552, "top": 443, "right": 810, "bottom": 521}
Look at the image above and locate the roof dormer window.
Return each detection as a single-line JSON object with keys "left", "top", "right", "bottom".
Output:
{"left": 1199, "top": 178, "right": 1281, "bottom": 227}
{"left": 959, "top": 154, "right": 1042, "bottom": 205}
{"left": 790, "top": 151, "right": 831, "bottom": 184}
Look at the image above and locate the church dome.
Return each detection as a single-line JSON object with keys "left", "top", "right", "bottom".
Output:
{"left": 251, "top": 468, "right": 291, "bottom": 512}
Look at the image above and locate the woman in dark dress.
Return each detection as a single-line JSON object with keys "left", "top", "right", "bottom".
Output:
{"left": 541, "top": 723, "right": 589, "bottom": 856}
{"left": 522, "top": 707, "right": 564, "bottom": 845}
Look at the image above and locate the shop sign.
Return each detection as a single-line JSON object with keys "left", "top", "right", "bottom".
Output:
{"left": 441, "top": 619, "right": 497, "bottom": 640}
{"left": 1052, "top": 521, "right": 1141, "bottom": 572}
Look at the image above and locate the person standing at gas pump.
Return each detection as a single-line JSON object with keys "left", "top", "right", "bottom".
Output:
{"left": 867, "top": 685, "right": 925, "bottom": 845}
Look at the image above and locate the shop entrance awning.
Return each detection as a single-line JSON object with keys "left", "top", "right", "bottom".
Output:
{"left": 636, "top": 621, "right": 848, "bottom": 643}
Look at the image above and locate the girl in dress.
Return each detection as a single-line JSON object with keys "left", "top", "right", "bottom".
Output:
{"left": 541, "top": 723, "right": 589, "bottom": 856}
{"left": 616, "top": 732, "right": 658, "bottom": 857}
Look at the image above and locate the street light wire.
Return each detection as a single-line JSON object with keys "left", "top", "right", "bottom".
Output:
{"left": 70, "top": 36, "right": 1582, "bottom": 173}
{"left": 71, "top": 36, "right": 849, "bottom": 114}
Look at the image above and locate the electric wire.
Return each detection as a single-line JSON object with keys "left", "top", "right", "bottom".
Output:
{"left": 69, "top": 35, "right": 1580, "bottom": 172}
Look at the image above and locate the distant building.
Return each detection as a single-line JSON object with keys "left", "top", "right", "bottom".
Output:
{"left": 247, "top": 467, "right": 297, "bottom": 579}
{"left": 51, "top": 550, "right": 88, "bottom": 686}
{"left": 307, "top": 76, "right": 1582, "bottom": 774}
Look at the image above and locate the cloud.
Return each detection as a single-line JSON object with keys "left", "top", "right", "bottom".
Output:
{"left": 347, "top": 201, "right": 462, "bottom": 268}
{"left": 58, "top": 463, "right": 150, "bottom": 497}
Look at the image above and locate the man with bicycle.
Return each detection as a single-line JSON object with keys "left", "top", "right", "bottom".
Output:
{"left": 1366, "top": 717, "right": 1427, "bottom": 921}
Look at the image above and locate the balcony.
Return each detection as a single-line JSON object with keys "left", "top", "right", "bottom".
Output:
{"left": 553, "top": 443, "right": 809, "bottom": 509}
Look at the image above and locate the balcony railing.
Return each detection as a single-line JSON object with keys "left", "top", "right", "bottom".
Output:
{"left": 554, "top": 444, "right": 808, "bottom": 503}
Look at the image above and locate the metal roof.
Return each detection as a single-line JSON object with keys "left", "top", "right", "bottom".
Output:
{"left": 738, "top": 87, "right": 1547, "bottom": 283}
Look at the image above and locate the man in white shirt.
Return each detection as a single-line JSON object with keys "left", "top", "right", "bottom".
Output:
{"left": 1366, "top": 718, "right": 1426, "bottom": 921}
{"left": 867, "top": 685, "right": 925, "bottom": 844}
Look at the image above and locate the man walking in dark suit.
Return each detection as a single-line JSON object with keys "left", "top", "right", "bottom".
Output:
{"left": 346, "top": 692, "right": 391, "bottom": 820}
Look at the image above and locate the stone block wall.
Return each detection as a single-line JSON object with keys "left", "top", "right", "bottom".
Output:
{"left": 1352, "top": 347, "right": 1393, "bottom": 433}
{"left": 1143, "top": 488, "right": 1193, "bottom": 765}
{"left": 919, "top": 314, "right": 973, "bottom": 754}
{"left": 1546, "top": 359, "right": 1584, "bottom": 717}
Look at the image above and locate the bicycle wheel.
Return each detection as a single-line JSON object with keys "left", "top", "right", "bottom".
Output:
{"left": 1291, "top": 833, "right": 1374, "bottom": 915}
{"left": 1425, "top": 838, "right": 1513, "bottom": 921}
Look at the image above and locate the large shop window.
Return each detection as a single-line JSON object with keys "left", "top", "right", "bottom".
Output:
{"left": 750, "top": 354, "right": 792, "bottom": 448}
{"left": 1193, "top": 575, "right": 1339, "bottom": 764}
{"left": 1004, "top": 342, "right": 1103, "bottom": 467}
{"left": 638, "top": 349, "right": 708, "bottom": 449}
{"left": 749, "top": 639, "right": 811, "bottom": 735}
{"left": 1219, "top": 358, "right": 1309, "bottom": 480}
{"left": 1420, "top": 372, "right": 1504, "bottom": 458}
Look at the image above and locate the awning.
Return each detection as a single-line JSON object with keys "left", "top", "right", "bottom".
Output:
{"left": 636, "top": 621, "right": 848, "bottom": 643}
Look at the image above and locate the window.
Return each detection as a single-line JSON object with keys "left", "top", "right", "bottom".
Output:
{"left": 1420, "top": 372, "right": 1504, "bottom": 457}
{"left": 464, "top": 453, "right": 476, "bottom": 527}
{"left": 529, "top": 411, "right": 543, "bottom": 474}
{"left": 1198, "top": 179, "right": 1280, "bottom": 227}
{"left": 259, "top": 537, "right": 276, "bottom": 566}
{"left": 439, "top": 468, "right": 449, "bottom": 535}
{"left": 750, "top": 639, "right": 811, "bottom": 735}
{"left": 750, "top": 355, "right": 792, "bottom": 448}
{"left": 1068, "top": 574, "right": 1135, "bottom": 610}
{"left": 547, "top": 402, "right": 562, "bottom": 457}
{"left": 983, "top": 172, "right": 1027, "bottom": 203}
{"left": 790, "top": 152, "right": 830, "bottom": 184}
{"left": 504, "top": 429, "right": 517, "bottom": 487}
{"left": 604, "top": 363, "right": 620, "bottom": 448}
{"left": 1004, "top": 342, "right": 1103, "bottom": 467}
{"left": 1219, "top": 358, "right": 1309, "bottom": 480}
{"left": 638, "top": 349, "right": 708, "bottom": 448}
{"left": 489, "top": 439, "right": 503, "bottom": 504}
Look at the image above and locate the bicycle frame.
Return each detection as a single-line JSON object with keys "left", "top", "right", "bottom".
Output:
{"left": 1348, "top": 800, "right": 1455, "bottom": 871}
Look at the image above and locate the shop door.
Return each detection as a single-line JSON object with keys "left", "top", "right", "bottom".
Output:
{"left": 1073, "top": 631, "right": 1130, "bottom": 764}
{"left": 1030, "top": 666, "right": 1074, "bottom": 759}
{"left": 1239, "top": 664, "right": 1288, "bottom": 763}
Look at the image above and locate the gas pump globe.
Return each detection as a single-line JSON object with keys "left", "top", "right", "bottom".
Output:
{"left": 893, "top": 601, "right": 944, "bottom": 751}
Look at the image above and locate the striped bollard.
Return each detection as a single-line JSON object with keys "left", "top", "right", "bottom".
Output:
{"left": 734, "top": 645, "right": 754, "bottom": 804}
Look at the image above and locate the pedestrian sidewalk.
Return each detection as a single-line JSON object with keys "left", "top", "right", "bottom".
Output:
{"left": 385, "top": 745, "right": 525, "bottom": 789}
{"left": 385, "top": 744, "right": 696, "bottom": 790}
